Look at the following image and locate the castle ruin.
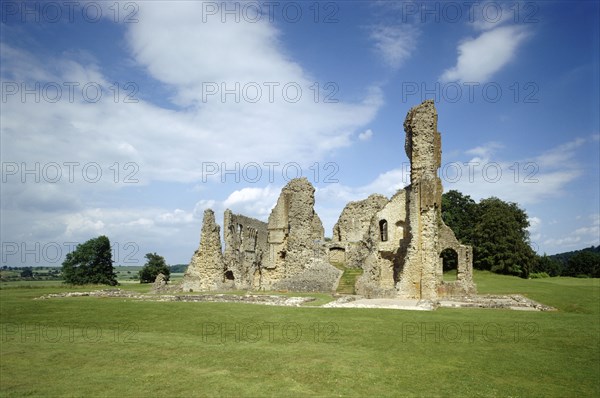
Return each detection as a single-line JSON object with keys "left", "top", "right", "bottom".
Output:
{"left": 181, "top": 100, "right": 476, "bottom": 299}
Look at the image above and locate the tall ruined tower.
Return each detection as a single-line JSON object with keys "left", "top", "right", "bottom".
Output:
{"left": 354, "top": 100, "right": 475, "bottom": 299}
{"left": 396, "top": 100, "right": 475, "bottom": 300}
{"left": 398, "top": 100, "right": 444, "bottom": 299}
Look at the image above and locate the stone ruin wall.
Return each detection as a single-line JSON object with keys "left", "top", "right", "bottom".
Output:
{"left": 223, "top": 210, "right": 268, "bottom": 290}
{"left": 355, "top": 190, "right": 408, "bottom": 298}
{"left": 333, "top": 194, "right": 388, "bottom": 243}
{"left": 398, "top": 100, "right": 475, "bottom": 299}
{"left": 181, "top": 100, "right": 475, "bottom": 299}
{"left": 181, "top": 209, "right": 226, "bottom": 292}
{"left": 263, "top": 178, "right": 340, "bottom": 292}
{"left": 182, "top": 178, "right": 341, "bottom": 293}
{"left": 330, "top": 194, "right": 388, "bottom": 269}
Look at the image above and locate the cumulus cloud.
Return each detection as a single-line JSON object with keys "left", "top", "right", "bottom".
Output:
{"left": 1, "top": 1, "right": 386, "bottom": 265}
{"left": 1, "top": 1, "right": 383, "bottom": 185}
{"left": 223, "top": 186, "right": 280, "bottom": 219}
{"left": 155, "top": 209, "right": 195, "bottom": 226}
{"left": 440, "top": 25, "right": 530, "bottom": 83}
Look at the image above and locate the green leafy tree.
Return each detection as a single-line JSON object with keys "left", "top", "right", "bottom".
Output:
{"left": 139, "top": 252, "right": 170, "bottom": 283}
{"left": 472, "top": 197, "right": 536, "bottom": 277}
{"left": 441, "top": 190, "right": 478, "bottom": 245}
{"left": 20, "top": 267, "right": 33, "bottom": 278}
{"left": 563, "top": 251, "right": 600, "bottom": 277}
{"left": 61, "top": 236, "right": 118, "bottom": 285}
{"left": 442, "top": 191, "right": 538, "bottom": 278}
{"left": 533, "top": 254, "right": 563, "bottom": 277}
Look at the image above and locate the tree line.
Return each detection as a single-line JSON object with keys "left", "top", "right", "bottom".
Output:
{"left": 442, "top": 190, "right": 600, "bottom": 278}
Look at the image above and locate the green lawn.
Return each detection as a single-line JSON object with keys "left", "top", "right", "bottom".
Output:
{"left": 1, "top": 271, "right": 598, "bottom": 397}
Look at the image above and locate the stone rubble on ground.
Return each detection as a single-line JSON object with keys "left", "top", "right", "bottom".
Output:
{"left": 36, "top": 289, "right": 555, "bottom": 311}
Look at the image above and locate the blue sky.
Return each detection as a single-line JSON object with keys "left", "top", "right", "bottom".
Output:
{"left": 1, "top": 0, "right": 599, "bottom": 267}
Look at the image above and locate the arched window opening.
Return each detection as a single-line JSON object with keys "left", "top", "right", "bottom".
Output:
{"left": 379, "top": 219, "right": 388, "bottom": 242}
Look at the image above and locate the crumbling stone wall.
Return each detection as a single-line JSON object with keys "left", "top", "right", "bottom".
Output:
{"left": 263, "top": 178, "right": 340, "bottom": 292}
{"left": 333, "top": 194, "right": 388, "bottom": 242}
{"left": 181, "top": 209, "right": 226, "bottom": 292}
{"left": 355, "top": 190, "right": 408, "bottom": 298}
{"left": 183, "top": 178, "right": 339, "bottom": 293}
{"left": 331, "top": 194, "right": 388, "bottom": 269}
{"left": 437, "top": 224, "right": 476, "bottom": 296}
{"left": 223, "top": 210, "right": 268, "bottom": 290}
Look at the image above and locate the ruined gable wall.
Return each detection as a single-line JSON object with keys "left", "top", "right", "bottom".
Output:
{"left": 263, "top": 178, "right": 341, "bottom": 292}
{"left": 331, "top": 194, "right": 388, "bottom": 269}
{"left": 373, "top": 190, "right": 408, "bottom": 253}
{"left": 333, "top": 194, "right": 389, "bottom": 243}
{"left": 223, "top": 209, "right": 268, "bottom": 289}
{"left": 181, "top": 209, "right": 226, "bottom": 292}
{"left": 355, "top": 190, "right": 408, "bottom": 298}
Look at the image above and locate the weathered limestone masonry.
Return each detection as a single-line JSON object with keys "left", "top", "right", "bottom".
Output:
{"left": 182, "top": 100, "right": 474, "bottom": 299}
{"left": 330, "top": 194, "right": 388, "bottom": 268}
{"left": 261, "top": 178, "right": 340, "bottom": 292}
{"left": 354, "top": 100, "right": 476, "bottom": 299}
{"left": 182, "top": 178, "right": 342, "bottom": 293}
{"left": 181, "top": 209, "right": 227, "bottom": 292}
{"left": 223, "top": 210, "right": 268, "bottom": 290}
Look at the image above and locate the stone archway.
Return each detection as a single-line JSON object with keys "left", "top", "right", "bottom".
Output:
{"left": 439, "top": 248, "right": 458, "bottom": 281}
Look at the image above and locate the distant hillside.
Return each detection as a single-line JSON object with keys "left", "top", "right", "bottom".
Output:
{"left": 170, "top": 264, "right": 187, "bottom": 273}
{"left": 540, "top": 245, "right": 600, "bottom": 277}
{"left": 549, "top": 246, "right": 600, "bottom": 265}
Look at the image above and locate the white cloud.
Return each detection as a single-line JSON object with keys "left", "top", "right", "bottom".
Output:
{"left": 223, "top": 186, "right": 280, "bottom": 219}
{"left": 358, "top": 129, "right": 373, "bottom": 141}
{"left": 443, "top": 137, "right": 591, "bottom": 205}
{"left": 440, "top": 25, "right": 529, "bottom": 83}
{"left": 1, "top": 1, "right": 386, "bottom": 266}
{"left": 1, "top": 1, "right": 383, "bottom": 185}
{"left": 370, "top": 24, "right": 419, "bottom": 69}
{"left": 533, "top": 138, "right": 586, "bottom": 168}
{"left": 193, "top": 200, "right": 217, "bottom": 218}
{"left": 155, "top": 209, "right": 195, "bottom": 226}
{"left": 542, "top": 214, "right": 599, "bottom": 251}
{"left": 64, "top": 211, "right": 106, "bottom": 238}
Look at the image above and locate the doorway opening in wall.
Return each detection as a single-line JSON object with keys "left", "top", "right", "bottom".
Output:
{"left": 440, "top": 248, "right": 458, "bottom": 281}
{"left": 224, "top": 270, "right": 235, "bottom": 281}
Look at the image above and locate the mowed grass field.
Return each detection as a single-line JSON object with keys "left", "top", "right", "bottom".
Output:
{"left": 1, "top": 271, "right": 598, "bottom": 397}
